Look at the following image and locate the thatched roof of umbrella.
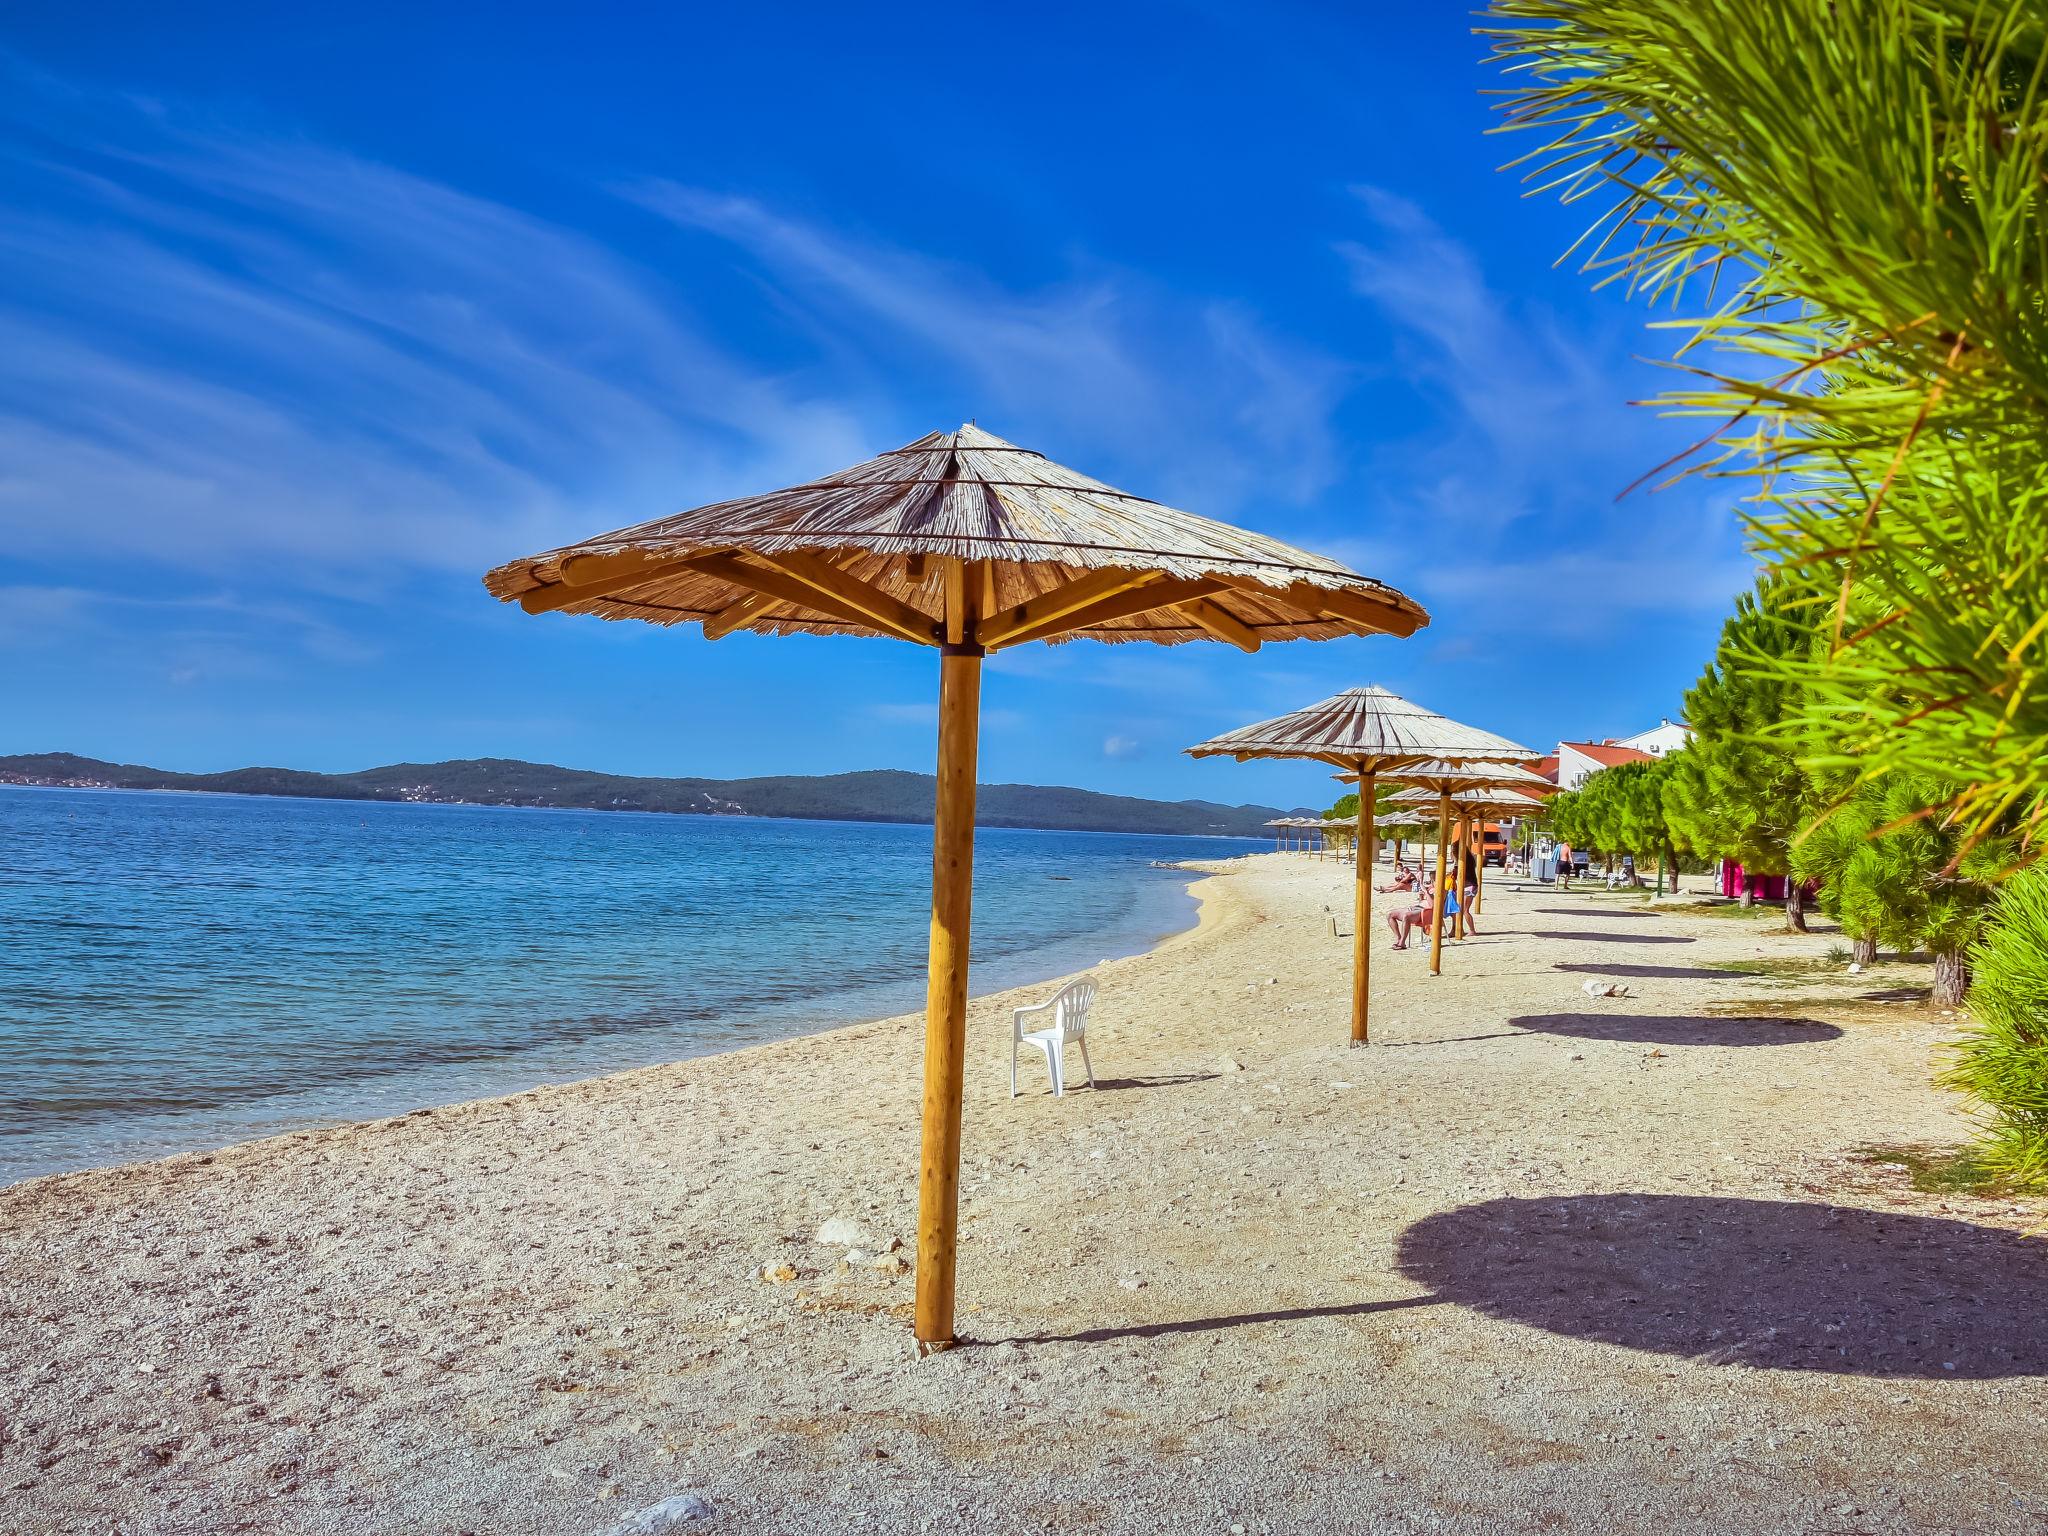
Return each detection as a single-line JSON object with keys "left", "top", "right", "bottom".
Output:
{"left": 1347, "top": 759, "right": 1555, "bottom": 794}
{"left": 1383, "top": 784, "right": 1550, "bottom": 812}
{"left": 1185, "top": 685, "right": 1533, "bottom": 771}
{"left": 483, "top": 423, "right": 1425, "bottom": 1355}
{"left": 486, "top": 425, "right": 1426, "bottom": 648}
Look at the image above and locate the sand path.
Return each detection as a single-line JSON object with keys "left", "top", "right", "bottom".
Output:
{"left": 3, "top": 855, "right": 2044, "bottom": 1535}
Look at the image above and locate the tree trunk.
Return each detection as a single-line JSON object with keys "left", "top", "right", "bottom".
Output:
{"left": 1738, "top": 878, "right": 1754, "bottom": 909}
{"left": 1933, "top": 949, "right": 1968, "bottom": 1007}
{"left": 1852, "top": 934, "right": 1878, "bottom": 966}
{"left": 1785, "top": 880, "right": 1808, "bottom": 933}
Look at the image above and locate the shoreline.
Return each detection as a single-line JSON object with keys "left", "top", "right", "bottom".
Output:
{"left": 1, "top": 857, "right": 1233, "bottom": 1193}
{"left": 10, "top": 855, "right": 2037, "bottom": 1536}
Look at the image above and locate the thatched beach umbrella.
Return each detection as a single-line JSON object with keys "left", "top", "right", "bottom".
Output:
{"left": 483, "top": 424, "right": 1426, "bottom": 1351}
{"left": 1353, "top": 760, "right": 1552, "bottom": 975}
{"left": 1187, "top": 688, "right": 1533, "bottom": 1045}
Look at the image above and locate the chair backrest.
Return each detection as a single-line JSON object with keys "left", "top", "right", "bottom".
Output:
{"left": 1054, "top": 978, "right": 1096, "bottom": 1035}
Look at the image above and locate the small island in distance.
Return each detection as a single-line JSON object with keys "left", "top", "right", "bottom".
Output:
{"left": 0, "top": 752, "right": 1308, "bottom": 838}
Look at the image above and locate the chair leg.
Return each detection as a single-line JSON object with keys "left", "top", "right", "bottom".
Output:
{"left": 1078, "top": 1037, "right": 1095, "bottom": 1088}
{"left": 1048, "top": 1041, "right": 1065, "bottom": 1098}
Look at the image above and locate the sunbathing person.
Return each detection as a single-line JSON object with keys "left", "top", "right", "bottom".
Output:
{"left": 1385, "top": 870, "right": 1442, "bottom": 950}
{"left": 1376, "top": 862, "right": 1418, "bottom": 895}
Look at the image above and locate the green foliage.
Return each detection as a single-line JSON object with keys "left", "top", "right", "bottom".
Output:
{"left": 1858, "top": 1144, "right": 2011, "bottom": 1196}
{"left": 1799, "top": 775, "right": 2011, "bottom": 978}
{"left": 1790, "top": 784, "right": 1887, "bottom": 948}
{"left": 1486, "top": 0, "right": 2048, "bottom": 848}
{"left": 1328, "top": 791, "right": 1360, "bottom": 821}
{"left": 1942, "top": 865, "right": 2048, "bottom": 1186}
{"left": 1661, "top": 579, "right": 1813, "bottom": 875}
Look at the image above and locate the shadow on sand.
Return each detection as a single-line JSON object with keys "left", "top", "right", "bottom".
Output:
{"left": 1089, "top": 1073, "right": 1220, "bottom": 1092}
{"left": 1396, "top": 1194, "right": 2048, "bottom": 1378}
{"left": 1508, "top": 1012, "right": 1842, "bottom": 1047}
{"left": 992, "top": 1293, "right": 1439, "bottom": 1346}
{"left": 1526, "top": 930, "right": 1696, "bottom": 945}
{"left": 1555, "top": 961, "right": 1727, "bottom": 981}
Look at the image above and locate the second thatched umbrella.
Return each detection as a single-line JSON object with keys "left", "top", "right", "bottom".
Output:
{"left": 1187, "top": 688, "right": 1534, "bottom": 1045}
{"left": 483, "top": 424, "right": 1426, "bottom": 1351}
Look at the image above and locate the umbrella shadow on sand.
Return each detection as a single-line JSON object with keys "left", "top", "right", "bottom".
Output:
{"left": 1509, "top": 1012, "right": 1843, "bottom": 1047}
{"left": 1396, "top": 1194, "right": 2048, "bottom": 1378}
{"left": 1526, "top": 930, "right": 1696, "bottom": 945}
{"left": 1555, "top": 961, "right": 1732, "bottom": 981}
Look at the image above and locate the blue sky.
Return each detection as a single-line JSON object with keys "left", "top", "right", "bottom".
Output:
{"left": 0, "top": 3, "right": 1754, "bottom": 809}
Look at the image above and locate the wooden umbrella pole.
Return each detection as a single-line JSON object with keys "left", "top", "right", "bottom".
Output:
{"left": 1351, "top": 768, "right": 1376, "bottom": 1046}
{"left": 1429, "top": 792, "right": 1450, "bottom": 977}
{"left": 1474, "top": 821, "right": 1486, "bottom": 914}
{"left": 914, "top": 642, "right": 982, "bottom": 1352}
{"left": 1449, "top": 816, "right": 1464, "bottom": 941}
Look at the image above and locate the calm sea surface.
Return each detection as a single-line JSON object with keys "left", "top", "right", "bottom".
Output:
{"left": 0, "top": 785, "right": 1250, "bottom": 1185}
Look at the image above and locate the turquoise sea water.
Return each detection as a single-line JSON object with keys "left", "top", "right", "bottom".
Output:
{"left": 0, "top": 785, "right": 1246, "bottom": 1185}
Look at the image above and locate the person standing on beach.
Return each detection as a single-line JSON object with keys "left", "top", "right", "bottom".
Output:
{"left": 1556, "top": 839, "right": 1575, "bottom": 891}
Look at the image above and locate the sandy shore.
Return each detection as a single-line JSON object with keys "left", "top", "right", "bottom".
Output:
{"left": 4, "top": 854, "right": 2045, "bottom": 1535}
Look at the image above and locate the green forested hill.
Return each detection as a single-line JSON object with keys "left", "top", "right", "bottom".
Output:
{"left": 0, "top": 753, "right": 1295, "bottom": 837}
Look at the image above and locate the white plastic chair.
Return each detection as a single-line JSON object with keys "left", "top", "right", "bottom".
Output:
{"left": 1011, "top": 978, "right": 1097, "bottom": 1098}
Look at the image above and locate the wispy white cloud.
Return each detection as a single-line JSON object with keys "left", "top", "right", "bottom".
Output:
{"left": 0, "top": 77, "right": 874, "bottom": 586}
{"left": 1337, "top": 184, "right": 1756, "bottom": 623}
{"left": 626, "top": 182, "right": 1351, "bottom": 514}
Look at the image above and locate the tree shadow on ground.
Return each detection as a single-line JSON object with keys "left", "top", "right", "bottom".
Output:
{"left": 1509, "top": 1012, "right": 1842, "bottom": 1047}
{"left": 1526, "top": 930, "right": 1696, "bottom": 945}
{"left": 1396, "top": 1194, "right": 2048, "bottom": 1378}
{"left": 1556, "top": 961, "right": 1731, "bottom": 981}
{"left": 1532, "top": 907, "right": 1663, "bottom": 919}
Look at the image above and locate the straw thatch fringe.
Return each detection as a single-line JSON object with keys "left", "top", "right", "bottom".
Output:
{"left": 483, "top": 426, "right": 1427, "bottom": 646}
{"left": 1186, "top": 686, "right": 1536, "bottom": 770}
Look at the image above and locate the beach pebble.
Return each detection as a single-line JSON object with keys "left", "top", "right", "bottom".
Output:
{"left": 814, "top": 1217, "right": 868, "bottom": 1247}
{"left": 1217, "top": 1057, "right": 1244, "bottom": 1074}
{"left": 868, "top": 1254, "right": 907, "bottom": 1275}
{"left": 758, "top": 1263, "right": 798, "bottom": 1285}
{"left": 603, "top": 1491, "right": 714, "bottom": 1534}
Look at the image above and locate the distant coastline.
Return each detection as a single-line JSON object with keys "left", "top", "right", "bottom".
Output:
{"left": 0, "top": 752, "right": 1303, "bottom": 838}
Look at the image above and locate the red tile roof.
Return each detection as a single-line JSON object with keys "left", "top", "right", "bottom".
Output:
{"left": 1561, "top": 741, "right": 1655, "bottom": 768}
{"left": 1532, "top": 755, "right": 1559, "bottom": 783}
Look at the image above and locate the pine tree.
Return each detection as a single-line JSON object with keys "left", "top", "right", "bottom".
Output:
{"left": 1943, "top": 865, "right": 2048, "bottom": 1185}
{"left": 1789, "top": 787, "right": 1886, "bottom": 965}
{"left": 1664, "top": 579, "right": 1815, "bottom": 929}
{"left": 1487, "top": 0, "right": 2048, "bottom": 849}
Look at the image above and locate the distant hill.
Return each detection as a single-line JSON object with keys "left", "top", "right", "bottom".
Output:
{"left": 0, "top": 753, "right": 1303, "bottom": 838}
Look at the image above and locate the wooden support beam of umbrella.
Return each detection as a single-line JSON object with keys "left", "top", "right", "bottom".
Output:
{"left": 1187, "top": 689, "right": 1534, "bottom": 1046}
{"left": 483, "top": 424, "right": 1427, "bottom": 1353}
{"left": 1363, "top": 767, "right": 1555, "bottom": 976}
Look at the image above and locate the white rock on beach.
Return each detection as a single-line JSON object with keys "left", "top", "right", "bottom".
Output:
{"left": 603, "top": 1491, "right": 714, "bottom": 1534}
{"left": 814, "top": 1216, "right": 868, "bottom": 1247}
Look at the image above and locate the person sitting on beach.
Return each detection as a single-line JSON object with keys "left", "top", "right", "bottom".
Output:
{"left": 1376, "top": 862, "right": 1417, "bottom": 895}
{"left": 1386, "top": 869, "right": 1446, "bottom": 950}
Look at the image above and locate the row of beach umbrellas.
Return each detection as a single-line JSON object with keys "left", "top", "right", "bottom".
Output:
{"left": 483, "top": 424, "right": 1536, "bottom": 1350}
